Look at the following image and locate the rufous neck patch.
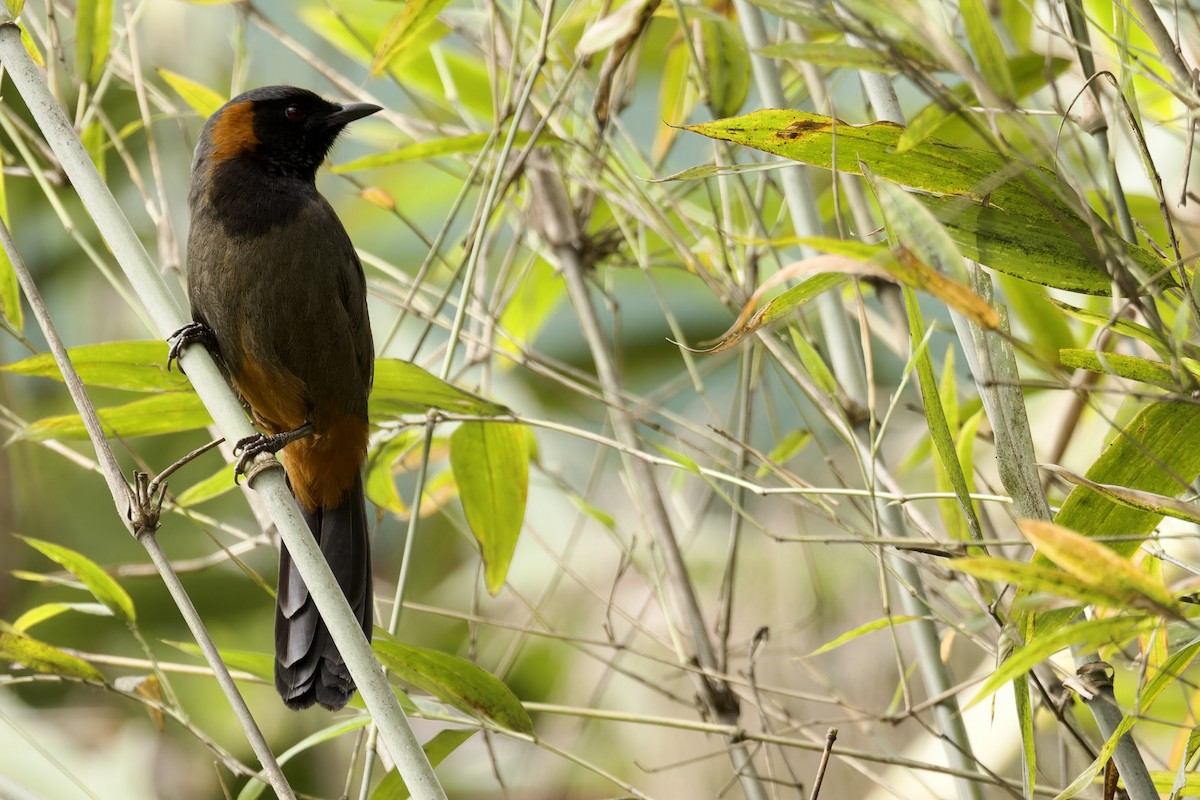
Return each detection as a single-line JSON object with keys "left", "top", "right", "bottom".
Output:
{"left": 209, "top": 101, "right": 258, "bottom": 163}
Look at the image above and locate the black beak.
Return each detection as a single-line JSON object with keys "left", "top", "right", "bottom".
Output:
{"left": 324, "top": 102, "right": 382, "bottom": 128}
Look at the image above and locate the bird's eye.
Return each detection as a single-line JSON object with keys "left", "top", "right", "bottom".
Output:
{"left": 284, "top": 106, "right": 304, "bottom": 122}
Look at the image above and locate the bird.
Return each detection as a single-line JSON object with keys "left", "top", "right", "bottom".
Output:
{"left": 169, "top": 85, "right": 380, "bottom": 710}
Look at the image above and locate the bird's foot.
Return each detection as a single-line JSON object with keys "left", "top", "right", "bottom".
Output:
{"left": 233, "top": 423, "right": 315, "bottom": 484}
{"left": 167, "top": 321, "right": 217, "bottom": 373}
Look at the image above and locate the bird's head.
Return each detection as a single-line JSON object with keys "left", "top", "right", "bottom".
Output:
{"left": 195, "top": 85, "right": 381, "bottom": 182}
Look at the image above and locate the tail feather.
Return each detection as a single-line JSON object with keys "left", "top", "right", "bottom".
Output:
{"left": 275, "top": 472, "right": 373, "bottom": 711}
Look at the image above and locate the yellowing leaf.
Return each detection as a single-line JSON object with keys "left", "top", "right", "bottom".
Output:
{"left": 17, "top": 536, "right": 136, "bottom": 624}
{"left": 359, "top": 186, "right": 395, "bottom": 210}
{"left": 20, "top": 25, "right": 44, "bottom": 68}
{"left": 174, "top": 462, "right": 237, "bottom": 508}
{"left": 0, "top": 146, "right": 20, "bottom": 334}
{"left": 0, "top": 630, "right": 104, "bottom": 681}
{"left": 157, "top": 68, "right": 226, "bottom": 118}
{"left": 1019, "top": 520, "right": 1182, "bottom": 618}
{"left": 23, "top": 392, "right": 211, "bottom": 440}
{"left": 694, "top": 14, "right": 749, "bottom": 118}
{"left": 370, "top": 0, "right": 451, "bottom": 77}
{"left": 1, "top": 340, "right": 189, "bottom": 392}
{"left": 334, "top": 131, "right": 555, "bottom": 173}
{"left": 76, "top": 0, "right": 112, "bottom": 85}
{"left": 806, "top": 616, "right": 924, "bottom": 656}
{"left": 369, "top": 729, "right": 476, "bottom": 800}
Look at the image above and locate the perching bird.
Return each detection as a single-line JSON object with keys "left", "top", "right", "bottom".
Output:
{"left": 171, "top": 86, "right": 379, "bottom": 710}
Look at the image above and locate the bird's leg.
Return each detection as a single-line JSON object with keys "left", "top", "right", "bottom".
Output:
{"left": 167, "top": 321, "right": 217, "bottom": 373}
{"left": 233, "top": 423, "right": 315, "bottom": 483}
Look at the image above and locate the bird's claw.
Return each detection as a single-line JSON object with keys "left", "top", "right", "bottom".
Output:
{"left": 231, "top": 424, "right": 314, "bottom": 484}
{"left": 167, "top": 321, "right": 217, "bottom": 373}
{"left": 233, "top": 433, "right": 277, "bottom": 484}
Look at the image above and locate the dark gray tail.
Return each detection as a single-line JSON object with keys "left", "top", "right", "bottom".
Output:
{"left": 274, "top": 472, "right": 373, "bottom": 710}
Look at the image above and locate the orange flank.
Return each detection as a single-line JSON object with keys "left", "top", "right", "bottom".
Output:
{"left": 233, "top": 328, "right": 308, "bottom": 433}
{"left": 208, "top": 101, "right": 259, "bottom": 163}
{"left": 232, "top": 328, "right": 367, "bottom": 513}
{"left": 281, "top": 413, "right": 369, "bottom": 512}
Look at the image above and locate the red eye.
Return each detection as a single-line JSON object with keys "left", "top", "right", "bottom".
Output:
{"left": 285, "top": 106, "right": 304, "bottom": 122}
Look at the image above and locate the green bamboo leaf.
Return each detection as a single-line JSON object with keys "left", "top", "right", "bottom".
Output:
{"left": 173, "top": 462, "right": 237, "bottom": 508}
{"left": 696, "top": 14, "right": 749, "bottom": 118}
{"left": 1020, "top": 520, "right": 1182, "bottom": 618}
{"left": 364, "top": 429, "right": 428, "bottom": 515}
{"left": 19, "top": 25, "right": 43, "bottom": 68}
{"left": 756, "top": 428, "right": 812, "bottom": 478}
{"left": 692, "top": 273, "right": 847, "bottom": 355}
{"left": 686, "top": 110, "right": 1165, "bottom": 295}
{"left": 997, "top": 274, "right": 1076, "bottom": 365}
{"left": 9, "top": 570, "right": 85, "bottom": 589}
{"left": 1, "top": 340, "right": 190, "bottom": 392}
{"left": 569, "top": 495, "right": 615, "bottom": 529}
{"left": 298, "top": 5, "right": 374, "bottom": 62}
{"left": 655, "top": 40, "right": 695, "bottom": 160}
{"left": 650, "top": 161, "right": 789, "bottom": 183}
{"left": 9, "top": 0, "right": 26, "bottom": 17}
{"left": 370, "top": 0, "right": 451, "bottom": 77}
{"left": 370, "top": 359, "right": 509, "bottom": 418}
{"left": 157, "top": 68, "right": 226, "bottom": 117}
{"left": 1050, "top": 299, "right": 1172, "bottom": 358}
{"left": 23, "top": 391, "right": 211, "bottom": 441}
{"left": 13, "top": 602, "right": 112, "bottom": 632}
{"left": 688, "top": 109, "right": 1038, "bottom": 208}
{"left": 163, "top": 641, "right": 273, "bottom": 682}
{"left": 904, "top": 288, "right": 983, "bottom": 542}
{"left": 968, "top": 615, "right": 1156, "bottom": 708}
{"left": 449, "top": 421, "right": 529, "bottom": 595}
{"left": 1059, "top": 348, "right": 1180, "bottom": 389}
{"left": 334, "top": 130, "right": 557, "bottom": 173}
{"left": 920, "top": 194, "right": 1156, "bottom": 295}
{"left": 0, "top": 630, "right": 104, "bottom": 681}
{"left": 1155, "top": 771, "right": 1200, "bottom": 794}
{"left": 1142, "top": 636, "right": 1200, "bottom": 712}
{"left": 369, "top": 729, "right": 476, "bottom": 800}
{"left": 75, "top": 0, "right": 112, "bottom": 85}
{"left": 373, "top": 637, "right": 533, "bottom": 734}
{"left": 738, "top": 0, "right": 836, "bottom": 26}
{"left": 0, "top": 150, "right": 19, "bottom": 334}
{"left": 960, "top": 0, "right": 1016, "bottom": 99}
{"left": 789, "top": 329, "right": 838, "bottom": 396}
{"left": 1014, "top": 675, "right": 1035, "bottom": 798}
{"left": 498, "top": 258, "right": 562, "bottom": 356}
{"left": 806, "top": 616, "right": 924, "bottom": 656}
{"left": 239, "top": 717, "right": 372, "bottom": 800}
{"left": 82, "top": 119, "right": 106, "bottom": 181}
{"left": 17, "top": 536, "right": 135, "bottom": 624}
{"left": 394, "top": 47, "right": 491, "bottom": 117}
{"left": 756, "top": 41, "right": 941, "bottom": 72}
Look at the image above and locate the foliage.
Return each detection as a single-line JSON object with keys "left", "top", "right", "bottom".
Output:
{"left": 2, "top": 0, "right": 1200, "bottom": 798}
